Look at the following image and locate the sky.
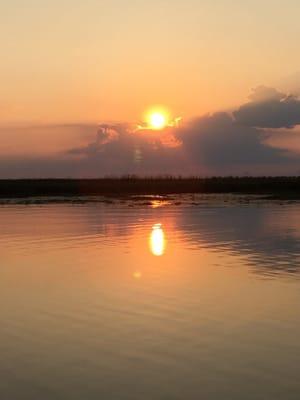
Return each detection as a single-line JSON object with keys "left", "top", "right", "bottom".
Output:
{"left": 1, "top": 0, "right": 300, "bottom": 176}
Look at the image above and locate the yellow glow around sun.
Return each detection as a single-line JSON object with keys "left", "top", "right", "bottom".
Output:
{"left": 148, "top": 112, "right": 167, "bottom": 130}
{"left": 137, "top": 107, "right": 181, "bottom": 131}
{"left": 144, "top": 107, "right": 170, "bottom": 130}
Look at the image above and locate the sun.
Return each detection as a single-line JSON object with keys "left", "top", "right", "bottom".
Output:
{"left": 145, "top": 109, "right": 169, "bottom": 130}
{"left": 138, "top": 107, "right": 180, "bottom": 131}
{"left": 148, "top": 112, "right": 167, "bottom": 130}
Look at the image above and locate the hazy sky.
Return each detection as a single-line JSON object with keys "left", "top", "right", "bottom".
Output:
{"left": 1, "top": 0, "right": 300, "bottom": 176}
{"left": 1, "top": 0, "right": 300, "bottom": 123}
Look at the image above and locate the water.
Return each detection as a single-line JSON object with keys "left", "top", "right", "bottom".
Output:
{"left": 0, "top": 197, "right": 300, "bottom": 399}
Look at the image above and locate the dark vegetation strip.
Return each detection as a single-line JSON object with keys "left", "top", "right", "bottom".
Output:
{"left": 1, "top": 177, "right": 300, "bottom": 198}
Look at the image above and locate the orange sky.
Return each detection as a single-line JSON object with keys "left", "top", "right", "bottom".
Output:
{"left": 1, "top": 1, "right": 300, "bottom": 177}
{"left": 1, "top": 0, "right": 300, "bottom": 125}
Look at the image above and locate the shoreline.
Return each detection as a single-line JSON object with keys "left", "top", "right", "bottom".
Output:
{"left": 0, "top": 177, "right": 300, "bottom": 200}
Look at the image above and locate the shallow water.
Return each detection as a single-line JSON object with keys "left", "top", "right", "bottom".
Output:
{"left": 0, "top": 198, "right": 300, "bottom": 399}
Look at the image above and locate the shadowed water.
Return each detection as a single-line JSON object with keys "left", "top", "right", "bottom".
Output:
{"left": 0, "top": 197, "right": 300, "bottom": 399}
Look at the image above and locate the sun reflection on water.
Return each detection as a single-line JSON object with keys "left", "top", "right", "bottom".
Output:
{"left": 150, "top": 224, "right": 166, "bottom": 256}
{"left": 150, "top": 200, "right": 171, "bottom": 209}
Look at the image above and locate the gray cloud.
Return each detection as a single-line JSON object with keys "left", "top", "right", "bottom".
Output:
{"left": 1, "top": 86, "right": 300, "bottom": 177}
{"left": 176, "top": 112, "right": 288, "bottom": 170}
{"left": 233, "top": 86, "right": 300, "bottom": 128}
{"left": 68, "top": 124, "right": 123, "bottom": 156}
{"left": 61, "top": 111, "right": 291, "bottom": 176}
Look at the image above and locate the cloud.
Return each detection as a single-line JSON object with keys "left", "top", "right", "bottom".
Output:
{"left": 233, "top": 86, "right": 300, "bottom": 128}
{"left": 176, "top": 112, "right": 288, "bottom": 168}
{"left": 247, "top": 86, "right": 285, "bottom": 102}
{"left": 65, "top": 123, "right": 186, "bottom": 176}
{"left": 1, "top": 86, "right": 300, "bottom": 177}
{"left": 68, "top": 123, "right": 123, "bottom": 156}
{"left": 61, "top": 110, "right": 291, "bottom": 176}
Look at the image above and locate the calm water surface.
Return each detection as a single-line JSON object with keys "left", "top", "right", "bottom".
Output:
{"left": 0, "top": 197, "right": 300, "bottom": 399}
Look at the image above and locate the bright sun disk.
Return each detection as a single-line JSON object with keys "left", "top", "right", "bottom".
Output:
{"left": 148, "top": 112, "right": 167, "bottom": 130}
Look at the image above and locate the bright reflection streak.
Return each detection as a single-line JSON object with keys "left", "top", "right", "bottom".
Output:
{"left": 151, "top": 200, "right": 171, "bottom": 209}
{"left": 150, "top": 224, "right": 166, "bottom": 256}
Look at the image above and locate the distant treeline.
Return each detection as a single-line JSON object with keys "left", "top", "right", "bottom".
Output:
{"left": 1, "top": 177, "right": 300, "bottom": 198}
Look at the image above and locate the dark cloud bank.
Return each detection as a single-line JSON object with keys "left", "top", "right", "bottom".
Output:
{"left": 2, "top": 86, "right": 300, "bottom": 178}
{"left": 234, "top": 86, "right": 300, "bottom": 128}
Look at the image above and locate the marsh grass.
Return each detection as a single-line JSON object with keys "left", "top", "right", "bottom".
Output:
{"left": 1, "top": 176, "right": 300, "bottom": 198}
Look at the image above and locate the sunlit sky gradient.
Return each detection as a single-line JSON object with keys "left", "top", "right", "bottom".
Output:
{"left": 1, "top": 0, "right": 300, "bottom": 123}
{"left": 1, "top": 0, "right": 300, "bottom": 176}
